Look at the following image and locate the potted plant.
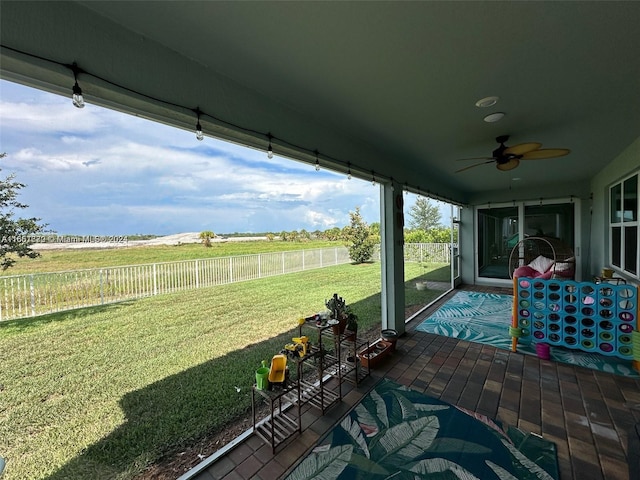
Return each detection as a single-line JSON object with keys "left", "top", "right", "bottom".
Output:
{"left": 326, "top": 293, "right": 348, "bottom": 334}
{"left": 416, "top": 254, "right": 430, "bottom": 290}
{"left": 344, "top": 310, "right": 358, "bottom": 341}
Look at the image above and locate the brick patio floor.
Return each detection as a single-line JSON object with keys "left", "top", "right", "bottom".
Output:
{"left": 186, "top": 286, "right": 640, "bottom": 480}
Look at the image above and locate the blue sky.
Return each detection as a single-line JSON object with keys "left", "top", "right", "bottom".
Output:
{"left": 0, "top": 79, "right": 447, "bottom": 236}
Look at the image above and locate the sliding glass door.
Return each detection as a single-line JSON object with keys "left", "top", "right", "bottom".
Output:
{"left": 477, "top": 206, "right": 518, "bottom": 279}
{"left": 476, "top": 199, "right": 578, "bottom": 282}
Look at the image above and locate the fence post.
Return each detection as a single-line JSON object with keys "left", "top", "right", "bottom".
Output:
{"left": 195, "top": 259, "right": 199, "bottom": 289}
{"left": 30, "top": 274, "right": 35, "bottom": 317}
{"left": 258, "top": 253, "right": 262, "bottom": 278}
{"left": 282, "top": 252, "right": 285, "bottom": 274}
{"left": 229, "top": 257, "right": 233, "bottom": 283}
{"left": 153, "top": 263, "right": 157, "bottom": 295}
{"left": 100, "top": 269, "right": 104, "bottom": 305}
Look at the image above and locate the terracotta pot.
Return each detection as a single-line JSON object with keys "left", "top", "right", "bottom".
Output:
{"left": 358, "top": 339, "right": 393, "bottom": 369}
{"left": 331, "top": 317, "right": 347, "bottom": 335}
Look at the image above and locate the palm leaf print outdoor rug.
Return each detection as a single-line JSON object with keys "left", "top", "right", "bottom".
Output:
{"left": 285, "top": 378, "right": 559, "bottom": 480}
{"left": 416, "top": 290, "right": 639, "bottom": 377}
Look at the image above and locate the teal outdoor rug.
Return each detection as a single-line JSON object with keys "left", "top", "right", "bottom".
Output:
{"left": 285, "top": 379, "right": 559, "bottom": 479}
{"left": 416, "top": 291, "right": 639, "bottom": 377}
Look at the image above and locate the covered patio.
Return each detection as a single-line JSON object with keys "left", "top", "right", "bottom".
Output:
{"left": 2, "top": 2, "right": 640, "bottom": 478}
{"left": 184, "top": 286, "right": 640, "bottom": 480}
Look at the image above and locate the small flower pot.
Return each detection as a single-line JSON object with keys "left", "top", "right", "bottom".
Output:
{"left": 536, "top": 342, "right": 551, "bottom": 360}
{"left": 381, "top": 329, "right": 398, "bottom": 351}
{"left": 331, "top": 317, "right": 347, "bottom": 335}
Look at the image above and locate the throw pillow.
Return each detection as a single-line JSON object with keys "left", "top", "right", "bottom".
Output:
{"left": 529, "top": 255, "right": 554, "bottom": 274}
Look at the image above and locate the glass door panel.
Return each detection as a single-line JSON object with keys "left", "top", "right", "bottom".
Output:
{"left": 523, "top": 203, "right": 575, "bottom": 248}
{"left": 477, "top": 206, "right": 518, "bottom": 279}
{"left": 449, "top": 204, "right": 461, "bottom": 286}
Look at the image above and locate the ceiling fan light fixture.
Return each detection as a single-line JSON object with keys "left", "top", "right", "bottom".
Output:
{"left": 497, "top": 159, "right": 520, "bottom": 171}
{"left": 475, "top": 96, "right": 499, "bottom": 108}
{"left": 483, "top": 112, "right": 505, "bottom": 123}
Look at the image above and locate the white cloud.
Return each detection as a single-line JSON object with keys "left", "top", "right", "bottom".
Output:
{"left": 10, "top": 148, "right": 80, "bottom": 171}
{"left": 0, "top": 99, "right": 106, "bottom": 134}
{"left": 156, "top": 175, "right": 200, "bottom": 191}
{"left": 61, "top": 136, "right": 86, "bottom": 144}
{"left": 304, "top": 210, "right": 340, "bottom": 228}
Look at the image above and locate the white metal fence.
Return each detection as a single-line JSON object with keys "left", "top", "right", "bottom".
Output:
{"left": 0, "top": 246, "right": 353, "bottom": 322}
{"left": 0, "top": 243, "right": 451, "bottom": 322}
{"left": 403, "top": 242, "right": 452, "bottom": 263}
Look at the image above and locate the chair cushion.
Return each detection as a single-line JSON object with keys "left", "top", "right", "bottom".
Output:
{"left": 514, "top": 265, "right": 540, "bottom": 278}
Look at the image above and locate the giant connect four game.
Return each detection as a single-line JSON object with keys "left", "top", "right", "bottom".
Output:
{"left": 512, "top": 278, "right": 639, "bottom": 368}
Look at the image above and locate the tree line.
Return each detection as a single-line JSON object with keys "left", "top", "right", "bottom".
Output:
{"left": 199, "top": 198, "right": 458, "bottom": 263}
{"left": 266, "top": 198, "right": 458, "bottom": 245}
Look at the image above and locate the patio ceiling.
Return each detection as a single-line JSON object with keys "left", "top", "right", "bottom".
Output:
{"left": 2, "top": 1, "right": 640, "bottom": 204}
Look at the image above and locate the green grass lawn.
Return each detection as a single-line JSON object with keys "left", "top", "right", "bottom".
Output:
{"left": 0, "top": 240, "right": 344, "bottom": 275}
{"left": 0, "top": 261, "right": 449, "bottom": 479}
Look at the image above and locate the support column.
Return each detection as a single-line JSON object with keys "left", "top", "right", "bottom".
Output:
{"left": 380, "top": 181, "right": 406, "bottom": 335}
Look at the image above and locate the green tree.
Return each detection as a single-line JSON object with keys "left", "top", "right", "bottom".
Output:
{"left": 428, "top": 226, "right": 456, "bottom": 243}
{"left": 405, "top": 226, "right": 457, "bottom": 244}
{"left": 0, "top": 157, "right": 47, "bottom": 270}
{"left": 323, "top": 227, "right": 342, "bottom": 241}
{"left": 343, "top": 207, "right": 375, "bottom": 264}
{"left": 408, "top": 197, "right": 442, "bottom": 230}
{"left": 299, "top": 229, "right": 311, "bottom": 241}
{"left": 404, "top": 229, "right": 430, "bottom": 243}
{"left": 199, "top": 230, "right": 215, "bottom": 247}
{"left": 369, "top": 222, "right": 381, "bottom": 243}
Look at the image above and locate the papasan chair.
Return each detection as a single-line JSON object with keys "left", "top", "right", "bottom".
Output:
{"left": 508, "top": 236, "right": 575, "bottom": 280}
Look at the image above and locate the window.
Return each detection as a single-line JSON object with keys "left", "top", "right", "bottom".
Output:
{"left": 609, "top": 172, "right": 639, "bottom": 277}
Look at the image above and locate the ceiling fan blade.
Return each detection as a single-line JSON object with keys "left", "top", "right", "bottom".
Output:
{"left": 521, "top": 148, "right": 570, "bottom": 160}
{"left": 504, "top": 142, "right": 542, "bottom": 155}
{"left": 455, "top": 160, "right": 494, "bottom": 173}
{"left": 455, "top": 156, "right": 495, "bottom": 162}
{"left": 496, "top": 158, "right": 520, "bottom": 171}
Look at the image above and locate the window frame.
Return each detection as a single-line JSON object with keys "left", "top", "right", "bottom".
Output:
{"left": 609, "top": 171, "right": 639, "bottom": 279}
